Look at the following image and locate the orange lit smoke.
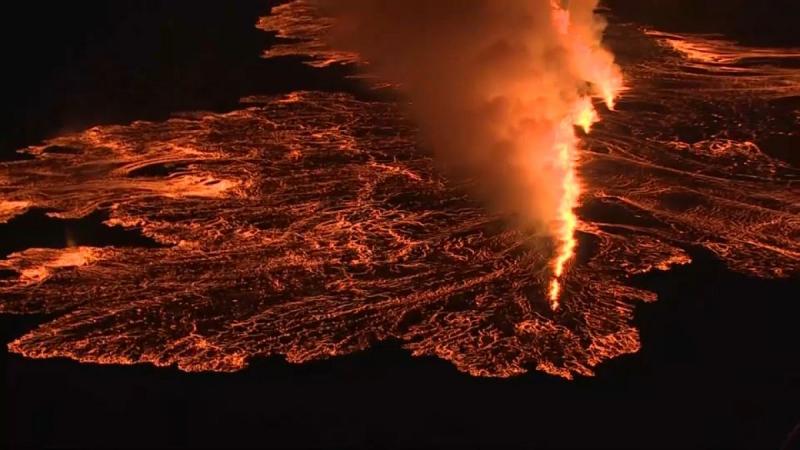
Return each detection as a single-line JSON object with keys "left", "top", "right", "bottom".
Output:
{"left": 314, "top": 0, "right": 622, "bottom": 309}
{"left": 547, "top": 0, "right": 623, "bottom": 309}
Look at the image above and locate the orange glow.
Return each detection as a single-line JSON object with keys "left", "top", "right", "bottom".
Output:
{"left": 263, "top": 0, "right": 625, "bottom": 311}
{"left": 550, "top": 1, "right": 623, "bottom": 111}
{"left": 574, "top": 97, "right": 600, "bottom": 134}
{"left": 6, "top": 1, "right": 796, "bottom": 381}
{"left": 9, "top": 247, "right": 103, "bottom": 283}
{"left": 547, "top": 119, "right": 581, "bottom": 310}
{"left": 546, "top": 0, "right": 622, "bottom": 310}
{"left": 550, "top": 1, "right": 570, "bottom": 35}
{"left": 0, "top": 200, "right": 31, "bottom": 223}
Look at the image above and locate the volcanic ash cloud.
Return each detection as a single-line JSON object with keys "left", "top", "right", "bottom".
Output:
{"left": 313, "top": 0, "right": 622, "bottom": 305}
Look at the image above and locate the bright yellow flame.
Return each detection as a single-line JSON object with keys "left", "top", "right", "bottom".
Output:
{"left": 574, "top": 97, "right": 599, "bottom": 134}
{"left": 603, "top": 92, "right": 617, "bottom": 111}
{"left": 547, "top": 120, "right": 581, "bottom": 310}
{"left": 596, "top": 74, "right": 621, "bottom": 111}
{"left": 546, "top": 0, "right": 622, "bottom": 310}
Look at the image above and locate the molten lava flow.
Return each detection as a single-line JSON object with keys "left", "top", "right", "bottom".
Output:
{"left": 546, "top": 0, "right": 621, "bottom": 309}
{"left": 3, "top": 1, "right": 796, "bottom": 381}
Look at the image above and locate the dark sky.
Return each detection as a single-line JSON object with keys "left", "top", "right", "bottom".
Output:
{"left": 604, "top": 0, "right": 800, "bottom": 46}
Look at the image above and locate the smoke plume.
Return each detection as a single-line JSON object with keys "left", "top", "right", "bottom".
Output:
{"left": 313, "top": 0, "right": 622, "bottom": 305}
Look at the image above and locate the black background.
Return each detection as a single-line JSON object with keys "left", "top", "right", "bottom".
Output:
{"left": 3, "top": 1, "right": 800, "bottom": 448}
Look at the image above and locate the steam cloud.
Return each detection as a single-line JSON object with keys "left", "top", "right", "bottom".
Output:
{"left": 313, "top": 0, "right": 622, "bottom": 300}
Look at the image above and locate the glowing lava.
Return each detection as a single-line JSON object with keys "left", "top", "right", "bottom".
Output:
{"left": 546, "top": 0, "right": 622, "bottom": 309}
{"left": 548, "top": 118, "right": 580, "bottom": 308}
{"left": 1, "top": 1, "right": 796, "bottom": 380}
{"left": 546, "top": 99, "right": 601, "bottom": 309}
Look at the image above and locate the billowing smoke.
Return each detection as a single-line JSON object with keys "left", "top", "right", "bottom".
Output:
{"left": 313, "top": 0, "right": 622, "bottom": 304}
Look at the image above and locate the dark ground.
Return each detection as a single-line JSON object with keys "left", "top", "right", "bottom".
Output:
{"left": 603, "top": 0, "right": 800, "bottom": 47}
{"left": 3, "top": 1, "right": 800, "bottom": 448}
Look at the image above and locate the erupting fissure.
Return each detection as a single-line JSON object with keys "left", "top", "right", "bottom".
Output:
{"left": 546, "top": 0, "right": 621, "bottom": 309}
{"left": 547, "top": 118, "right": 580, "bottom": 309}
{"left": 2, "top": 0, "right": 797, "bottom": 380}
{"left": 277, "top": 0, "right": 623, "bottom": 311}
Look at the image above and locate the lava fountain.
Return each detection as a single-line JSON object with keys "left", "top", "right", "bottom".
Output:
{"left": 547, "top": 0, "right": 623, "bottom": 309}
{"left": 2, "top": 1, "right": 797, "bottom": 379}
{"left": 314, "top": 0, "right": 623, "bottom": 309}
